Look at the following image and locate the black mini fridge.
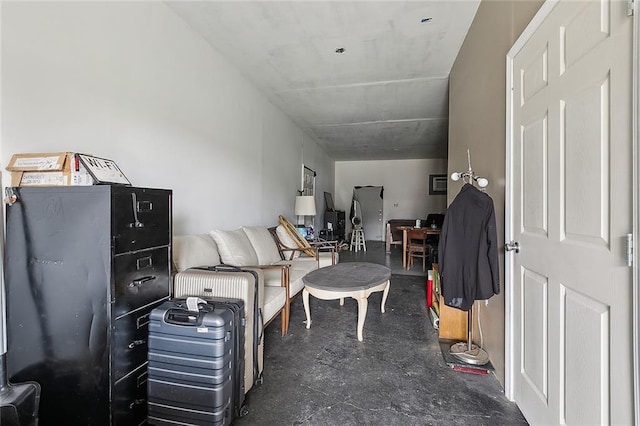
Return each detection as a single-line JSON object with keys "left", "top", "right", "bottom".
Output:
{"left": 4, "top": 186, "right": 172, "bottom": 425}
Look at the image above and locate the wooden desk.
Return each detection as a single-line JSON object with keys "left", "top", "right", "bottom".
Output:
{"left": 398, "top": 226, "right": 441, "bottom": 269}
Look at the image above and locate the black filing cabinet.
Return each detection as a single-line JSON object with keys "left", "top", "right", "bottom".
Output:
{"left": 324, "top": 210, "right": 346, "bottom": 240}
{"left": 5, "top": 186, "right": 172, "bottom": 425}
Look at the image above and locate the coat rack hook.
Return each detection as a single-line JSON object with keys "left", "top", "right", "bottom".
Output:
{"left": 450, "top": 148, "right": 489, "bottom": 189}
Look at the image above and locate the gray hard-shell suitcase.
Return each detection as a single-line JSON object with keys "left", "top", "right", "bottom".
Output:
{"left": 147, "top": 297, "right": 247, "bottom": 425}
{"left": 173, "top": 265, "right": 263, "bottom": 393}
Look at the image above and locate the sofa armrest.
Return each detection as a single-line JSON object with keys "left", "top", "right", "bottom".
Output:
{"left": 249, "top": 264, "right": 290, "bottom": 292}
{"left": 247, "top": 263, "right": 292, "bottom": 334}
{"left": 310, "top": 240, "right": 338, "bottom": 266}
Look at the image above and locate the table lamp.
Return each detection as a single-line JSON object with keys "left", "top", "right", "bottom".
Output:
{"left": 294, "top": 195, "right": 316, "bottom": 231}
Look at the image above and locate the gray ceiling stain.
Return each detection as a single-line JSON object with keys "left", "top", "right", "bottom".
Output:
{"left": 167, "top": 1, "right": 480, "bottom": 161}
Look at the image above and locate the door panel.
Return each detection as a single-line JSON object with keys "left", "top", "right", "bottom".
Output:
{"left": 562, "top": 286, "right": 609, "bottom": 424}
{"left": 563, "top": 75, "right": 609, "bottom": 244}
{"left": 522, "top": 115, "right": 548, "bottom": 235}
{"left": 521, "top": 267, "right": 548, "bottom": 404}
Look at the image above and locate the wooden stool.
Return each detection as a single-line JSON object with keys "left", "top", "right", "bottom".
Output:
{"left": 350, "top": 226, "right": 366, "bottom": 252}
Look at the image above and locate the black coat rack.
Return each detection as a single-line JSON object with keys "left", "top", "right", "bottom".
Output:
{"left": 448, "top": 149, "right": 491, "bottom": 366}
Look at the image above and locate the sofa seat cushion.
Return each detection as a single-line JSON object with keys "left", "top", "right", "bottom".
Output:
{"left": 288, "top": 269, "right": 307, "bottom": 298}
{"left": 292, "top": 252, "right": 338, "bottom": 269}
{"left": 262, "top": 268, "right": 288, "bottom": 287}
{"left": 242, "top": 226, "right": 282, "bottom": 264}
{"left": 173, "top": 234, "right": 221, "bottom": 272}
{"left": 210, "top": 229, "right": 259, "bottom": 267}
{"left": 261, "top": 267, "right": 306, "bottom": 298}
{"left": 263, "top": 286, "right": 286, "bottom": 324}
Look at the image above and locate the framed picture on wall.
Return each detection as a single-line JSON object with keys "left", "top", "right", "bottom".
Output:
{"left": 302, "top": 165, "right": 316, "bottom": 196}
{"left": 429, "top": 174, "right": 447, "bottom": 195}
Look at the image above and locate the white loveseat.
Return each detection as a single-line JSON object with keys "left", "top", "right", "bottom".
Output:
{"left": 171, "top": 224, "right": 338, "bottom": 393}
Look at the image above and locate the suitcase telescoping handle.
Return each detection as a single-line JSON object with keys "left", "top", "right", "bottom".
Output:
{"left": 163, "top": 297, "right": 210, "bottom": 326}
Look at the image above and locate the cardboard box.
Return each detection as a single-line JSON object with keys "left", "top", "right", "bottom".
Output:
{"left": 6, "top": 152, "right": 94, "bottom": 187}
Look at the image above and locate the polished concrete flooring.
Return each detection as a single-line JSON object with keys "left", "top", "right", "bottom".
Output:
{"left": 236, "top": 241, "right": 528, "bottom": 425}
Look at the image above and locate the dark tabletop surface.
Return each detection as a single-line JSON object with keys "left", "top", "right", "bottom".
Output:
{"left": 302, "top": 262, "right": 391, "bottom": 292}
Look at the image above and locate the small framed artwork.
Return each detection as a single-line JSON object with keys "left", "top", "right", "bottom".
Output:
{"left": 77, "top": 154, "right": 131, "bottom": 185}
{"left": 429, "top": 174, "right": 447, "bottom": 195}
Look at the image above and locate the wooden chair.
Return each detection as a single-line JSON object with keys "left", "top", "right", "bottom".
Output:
{"left": 407, "top": 228, "right": 431, "bottom": 272}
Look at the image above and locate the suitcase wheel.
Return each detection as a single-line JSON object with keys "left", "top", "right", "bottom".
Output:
{"left": 238, "top": 404, "right": 249, "bottom": 418}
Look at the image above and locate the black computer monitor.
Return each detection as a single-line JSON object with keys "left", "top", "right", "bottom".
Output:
{"left": 324, "top": 192, "right": 335, "bottom": 211}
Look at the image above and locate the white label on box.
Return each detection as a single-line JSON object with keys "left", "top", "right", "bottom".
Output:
{"left": 20, "top": 171, "right": 66, "bottom": 186}
{"left": 13, "top": 156, "right": 62, "bottom": 170}
{"left": 71, "top": 162, "right": 94, "bottom": 186}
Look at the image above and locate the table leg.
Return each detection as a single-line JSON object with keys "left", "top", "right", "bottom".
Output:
{"left": 339, "top": 297, "right": 344, "bottom": 306}
{"left": 303, "top": 288, "right": 311, "bottom": 329}
{"left": 380, "top": 281, "right": 390, "bottom": 313}
{"left": 402, "top": 229, "right": 408, "bottom": 269}
{"left": 356, "top": 297, "right": 368, "bottom": 342}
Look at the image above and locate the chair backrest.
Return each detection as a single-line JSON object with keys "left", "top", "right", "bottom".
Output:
{"left": 407, "top": 228, "right": 429, "bottom": 247}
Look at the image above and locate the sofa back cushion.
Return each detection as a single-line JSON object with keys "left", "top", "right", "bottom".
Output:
{"left": 210, "top": 229, "right": 259, "bottom": 266}
{"left": 173, "top": 234, "right": 221, "bottom": 272}
{"left": 275, "top": 224, "right": 301, "bottom": 259}
{"left": 242, "top": 226, "right": 282, "bottom": 264}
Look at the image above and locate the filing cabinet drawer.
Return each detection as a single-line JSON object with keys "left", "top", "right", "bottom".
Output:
{"left": 114, "top": 247, "right": 170, "bottom": 318}
{"left": 113, "top": 363, "right": 148, "bottom": 425}
{"left": 113, "top": 188, "right": 171, "bottom": 253}
{"left": 113, "top": 303, "right": 164, "bottom": 383}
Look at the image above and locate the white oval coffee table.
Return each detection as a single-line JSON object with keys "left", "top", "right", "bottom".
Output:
{"left": 302, "top": 262, "right": 391, "bottom": 341}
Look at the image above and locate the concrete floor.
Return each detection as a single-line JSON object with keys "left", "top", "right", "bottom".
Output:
{"left": 236, "top": 241, "right": 528, "bottom": 425}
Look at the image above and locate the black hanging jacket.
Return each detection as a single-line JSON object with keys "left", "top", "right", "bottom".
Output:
{"left": 437, "top": 183, "right": 500, "bottom": 311}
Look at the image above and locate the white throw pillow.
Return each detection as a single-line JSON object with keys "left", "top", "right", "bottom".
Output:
{"left": 210, "top": 229, "right": 259, "bottom": 266}
{"left": 275, "top": 224, "right": 301, "bottom": 259}
{"left": 242, "top": 226, "right": 282, "bottom": 264}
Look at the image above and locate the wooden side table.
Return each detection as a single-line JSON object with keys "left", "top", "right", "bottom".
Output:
{"left": 432, "top": 263, "right": 467, "bottom": 341}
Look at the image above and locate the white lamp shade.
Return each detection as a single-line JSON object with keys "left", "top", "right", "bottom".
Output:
{"left": 294, "top": 196, "right": 316, "bottom": 216}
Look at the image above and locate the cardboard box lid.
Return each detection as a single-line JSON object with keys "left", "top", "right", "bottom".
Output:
{"left": 6, "top": 152, "right": 71, "bottom": 172}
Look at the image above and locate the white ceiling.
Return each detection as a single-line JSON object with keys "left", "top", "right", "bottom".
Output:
{"left": 167, "top": 1, "right": 480, "bottom": 161}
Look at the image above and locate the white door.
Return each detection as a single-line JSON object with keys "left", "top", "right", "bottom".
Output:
{"left": 507, "top": 1, "right": 634, "bottom": 424}
{"left": 354, "top": 186, "right": 384, "bottom": 241}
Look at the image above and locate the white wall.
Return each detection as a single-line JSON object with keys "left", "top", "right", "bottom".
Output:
{"left": 335, "top": 159, "right": 447, "bottom": 237}
{"left": 0, "top": 1, "right": 335, "bottom": 234}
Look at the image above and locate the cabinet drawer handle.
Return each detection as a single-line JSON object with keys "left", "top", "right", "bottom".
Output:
{"left": 129, "top": 399, "right": 146, "bottom": 410}
{"left": 128, "top": 339, "right": 146, "bottom": 349}
{"left": 129, "top": 276, "right": 156, "bottom": 288}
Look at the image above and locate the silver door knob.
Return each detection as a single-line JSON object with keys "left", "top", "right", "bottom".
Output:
{"left": 505, "top": 241, "right": 520, "bottom": 253}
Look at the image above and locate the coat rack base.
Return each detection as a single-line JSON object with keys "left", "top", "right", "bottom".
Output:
{"left": 450, "top": 342, "right": 490, "bottom": 365}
